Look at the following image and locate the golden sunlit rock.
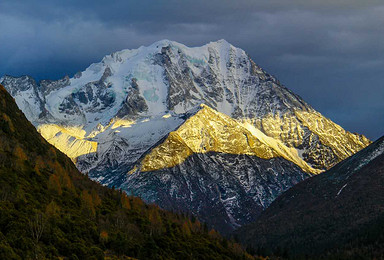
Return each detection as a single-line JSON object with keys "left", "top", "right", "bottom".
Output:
{"left": 38, "top": 124, "right": 98, "bottom": 160}
{"left": 140, "top": 105, "right": 320, "bottom": 174}
{"left": 253, "top": 110, "right": 371, "bottom": 169}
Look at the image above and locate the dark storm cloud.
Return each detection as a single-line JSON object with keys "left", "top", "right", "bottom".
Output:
{"left": 0, "top": 0, "right": 383, "bottom": 139}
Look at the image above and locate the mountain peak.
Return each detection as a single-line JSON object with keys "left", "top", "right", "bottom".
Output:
{"left": 206, "top": 38, "right": 233, "bottom": 48}
{"left": 216, "top": 38, "right": 230, "bottom": 44}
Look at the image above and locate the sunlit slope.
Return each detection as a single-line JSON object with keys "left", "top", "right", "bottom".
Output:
{"left": 254, "top": 110, "right": 371, "bottom": 170}
{"left": 37, "top": 124, "right": 98, "bottom": 159}
{"left": 138, "top": 104, "right": 320, "bottom": 174}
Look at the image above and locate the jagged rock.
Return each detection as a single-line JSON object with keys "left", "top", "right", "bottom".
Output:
{"left": 116, "top": 78, "right": 148, "bottom": 118}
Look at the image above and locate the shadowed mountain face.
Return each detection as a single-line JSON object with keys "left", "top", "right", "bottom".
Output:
{"left": 0, "top": 84, "right": 254, "bottom": 259}
{"left": 237, "top": 136, "right": 384, "bottom": 258}
{"left": 1, "top": 40, "right": 370, "bottom": 233}
{"left": 126, "top": 152, "right": 309, "bottom": 234}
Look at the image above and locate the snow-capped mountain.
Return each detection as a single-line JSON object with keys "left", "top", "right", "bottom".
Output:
{"left": 0, "top": 39, "right": 370, "bottom": 232}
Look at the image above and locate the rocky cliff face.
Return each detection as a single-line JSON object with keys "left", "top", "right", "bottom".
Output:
{"left": 0, "top": 39, "right": 370, "bottom": 233}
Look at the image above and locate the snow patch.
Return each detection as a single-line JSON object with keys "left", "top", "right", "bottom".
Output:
{"left": 336, "top": 183, "right": 348, "bottom": 197}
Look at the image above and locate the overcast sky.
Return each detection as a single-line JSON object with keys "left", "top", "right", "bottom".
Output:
{"left": 0, "top": 0, "right": 383, "bottom": 139}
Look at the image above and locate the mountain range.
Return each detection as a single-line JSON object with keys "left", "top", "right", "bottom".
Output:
{"left": 0, "top": 39, "right": 371, "bottom": 233}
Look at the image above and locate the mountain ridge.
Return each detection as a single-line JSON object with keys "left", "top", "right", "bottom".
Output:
{"left": 133, "top": 103, "right": 319, "bottom": 174}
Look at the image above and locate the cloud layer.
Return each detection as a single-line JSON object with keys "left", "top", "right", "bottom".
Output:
{"left": 0, "top": 0, "right": 383, "bottom": 139}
